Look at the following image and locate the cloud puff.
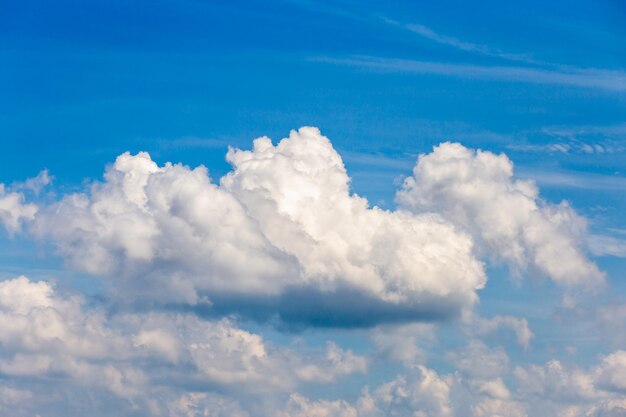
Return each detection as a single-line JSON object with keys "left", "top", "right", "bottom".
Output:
{"left": 0, "top": 275, "right": 369, "bottom": 415}
{"left": 471, "top": 398, "right": 527, "bottom": 417}
{"left": 447, "top": 340, "right": 510, "bottom": 380}
{"left": 397, "top": 142, "right": 604, "bottom": 287}
{"left": 0, "top": 184, "right": 37, "bottom": 233}
{"left": 513, "top": 352, "right": 626, "bottom": 416}
{"left": 15, "top": 169, "right": 52, "bottom": 195}
{"left": 32, "top": 127, "right": 486, "bottom": 327}
{"left": 5, "top": 127, "right": 618, "bottom": 415}
{"left": 0, "top": 276, "right": 146, "bottom": 399}
{"left": 167, "top": 392, "right": 250, "bottom": 417}
{"left": 280, "top": 394, "right": 358, "bottom": 417}
{"left": 282, "top": 366, "right": 453, "bottom": 417}
{"left": 469, "top": 314, "right": 534, "bottom": 350}
{"left": 370, "top": 322, "right": 436, "bottom": 365}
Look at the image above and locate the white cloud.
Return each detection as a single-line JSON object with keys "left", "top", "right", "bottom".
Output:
{"left": 16, "top": 169, "right": 52, "bottom": 195}
{"left": 0, "top": 275, "right": 372, "bottom": 415}
{"left": 0, "top": 184, "right": 37, "bottom": 233}
{"left": 471, "top": 398, "right": 527, "bottom": 417}
{"left": 296, "top": 342, "right": 367, "bottom": 383}
{"left": 222, "top": 128, "right": 485, "bottom": 309}
{"left": 4, "top": 127, "right": 624, "bottom": 417}
{"left": 397, "top": 142, "right": 604, "bottom": 287}
{"left": 376, "top": 367, "right": 454, "bottom": 417}
{"left": 383, "top": 18, "right": 536, "bottom": 65}
{"left": 32, "top": 128, "right": 486, "bottom": 326}
{"left": 595, "top": 351, "right": 626, "bottom": 393}
{"left": 588, "top": 235, "right": 626, "bottom": 258}
{"left": 0, "top": 384, "right": 34, "bottom": 417}
{"left": 315, "top": 56, "right": 626, "bottom": 92}
{"left": 285, "top": 365, "right": 454, "bottom": 417}
{"left": 470, "top": 315, "right": 534, "bottom": 350}
{"left": 474, "top": 378, "right": 512, "bottom": 400}
{"left": 167, "top": 392, "right": 250, "bottom": 417}
{"left": 447, "top": 341, "right": 510, "bottom": 380}
{"left": 370, "top": 322, "right": 436, "bottom": 365}
{"left": 280, "top": 394, "right": 358, "bottom": 417}
{"left": 513, "top": 351, "right": 626, "bottom": 414}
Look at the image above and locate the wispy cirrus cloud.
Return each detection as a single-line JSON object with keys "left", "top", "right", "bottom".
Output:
{"left": 382, "top": 18, "right": 540, "bottom": 64}
{"left": 507, "top": 123, "right": 626, "bottom": 155}
{"left": 516, "top": 167, "right": 626, "bottom": 191}
{"left": 312, "top": 55, "right": 626, "bottom": 92}
{"left": 508, "top": 141, "right": 625, "bottom": 155}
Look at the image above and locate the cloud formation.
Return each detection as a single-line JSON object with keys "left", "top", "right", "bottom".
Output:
{"left": 0, "top": 185, "right": 37, "bottom": 234}
{"left": 32, "top": 128, "right": 486, "bottom": 327}
{"left": 316, "top": 56, "right": 626, "bottom": 92}
{"left": 397, "top": 142, "right": 603, "bottom": 287}
{"left": 0, "top": 275, "right": 370, "bottom": 415}
{"left": 0, "top": 127, "right": 617, "bottom": 416}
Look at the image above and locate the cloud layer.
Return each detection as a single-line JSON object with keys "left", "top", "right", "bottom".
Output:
{"left": 0, "top": 127, "right": 616, "bottom": 417}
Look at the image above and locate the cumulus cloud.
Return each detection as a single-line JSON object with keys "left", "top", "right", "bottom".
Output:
{"left": 447, "top": 341, "right": 510, "bottom": 380}
{"left": 370, "top": 322, "right": 436, "bottom": 364}
{"left": 0, "top": 275, "right": 368, "bottom": 416}
{"left": 282, "top": 366, "right": 453, "bottom": 417}
{"left": 471, "top": 398, "right": 527, "bottom": 417}
{"left": 0, "top": 276, "right": 147, "bottom": 399}
{"left": 397, "top": 142, "right": 604, "bottom": 287}
{"left": 3, "top": 127, "right": 619, "bottom": 417}
{"left": 0, "top": 384, "right": 33, "bottom": 417}
{"left": 512, "top": 352, "right": 626, "bottom": 416}
{"left": 167, "top": 393, "right": 250, "bottom": 417}
{"left": 32, "top": 127, "right": 486, "bottom": 327}
{"left": 280, "top": 394, "right": 358, "bottom": 417}
{"left": 469, "top": 314, "right": 534, "bottom": 350}
{"left": 295, "top": 342, "right": 367, "bottom": 383}
{"left": 367, "top": 366, "right": 454, "bottom": 417}
{"left": 0, "top": 184, "right": 37, "bottom": 233}
{"left": 15, "top": 169, "right": 52, "bottom": 195}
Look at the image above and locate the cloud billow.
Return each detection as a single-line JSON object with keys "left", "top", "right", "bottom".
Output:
{"left": 31, "top": 127, "right": 487, "bottom": 327}
{"left": 0, "top": 127, "right": 614, "bottom": 417}
{"left": 24, "top": 127, "right": 605, "bottom": 327}
{"left": 397, "top": 141, "right": 604, "bottom": 287}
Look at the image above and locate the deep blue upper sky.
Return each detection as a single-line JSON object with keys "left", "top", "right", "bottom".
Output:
{"left": 2, "top": 0, "right": 625, "bottom": 199}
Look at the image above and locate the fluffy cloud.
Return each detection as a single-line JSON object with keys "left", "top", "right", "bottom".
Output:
{"left": 397, "top": 142, "right": 604, "bottom": 287}
{"left": 295, "top": 342, "right": 367, "bottom": 383}
{"left": 469, "top": 314, "right": 534, "bottom": 350}
{"left": 32, "top": 128, "right": 486, "bottom": 326}
{"left": 447, "top": 341, "right": 510, "bottom": 380}
{"left": 280, "top": 394, "right": 358, "bottom": 417}
{"left": 0, "top": 276, "right": 146, "bottom": 399}
{"left": 367, "top": 366, "right": 454, "bottom": 417}
{"left": 0, "top": 184, "right": 37, "bottom": 233}
{"left": 2, "top": 127, "right": 620, "bottom": 417}
{"left": 167, "top": 393, "right": 250, "bottom": 417}
{"left": 282, "top": 366, "right": 453, "bottom": 417}
{"left": 0, "top": 275, "right": 368, "bottom": 415}
{"left": 15, "top": 169, "right": 51, "bottom": 195}
{"left": 512, "top": 352, "right": 626, "bottom": 416}
{"left": 0, "top": 384, "right": 33, "bottom": 417}
{"left": 370, "top": 322, "right": 436, "bottom": 364}
{"left": 471, "top": 398, "right": 527, "bottom": 417}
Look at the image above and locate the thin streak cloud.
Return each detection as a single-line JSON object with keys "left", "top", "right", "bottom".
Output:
{"left": 517, "top": 168, "right": 626, "bottom": 191}
{"left": 313, "top": 55, "right": 626, "bottom": 92}
{"left": 382, "top": 18, "right": 539, "bottom": 64}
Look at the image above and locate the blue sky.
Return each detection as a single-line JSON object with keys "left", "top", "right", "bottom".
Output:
{"left": 1, "top": 1, "right": 626, "bottom": 416}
